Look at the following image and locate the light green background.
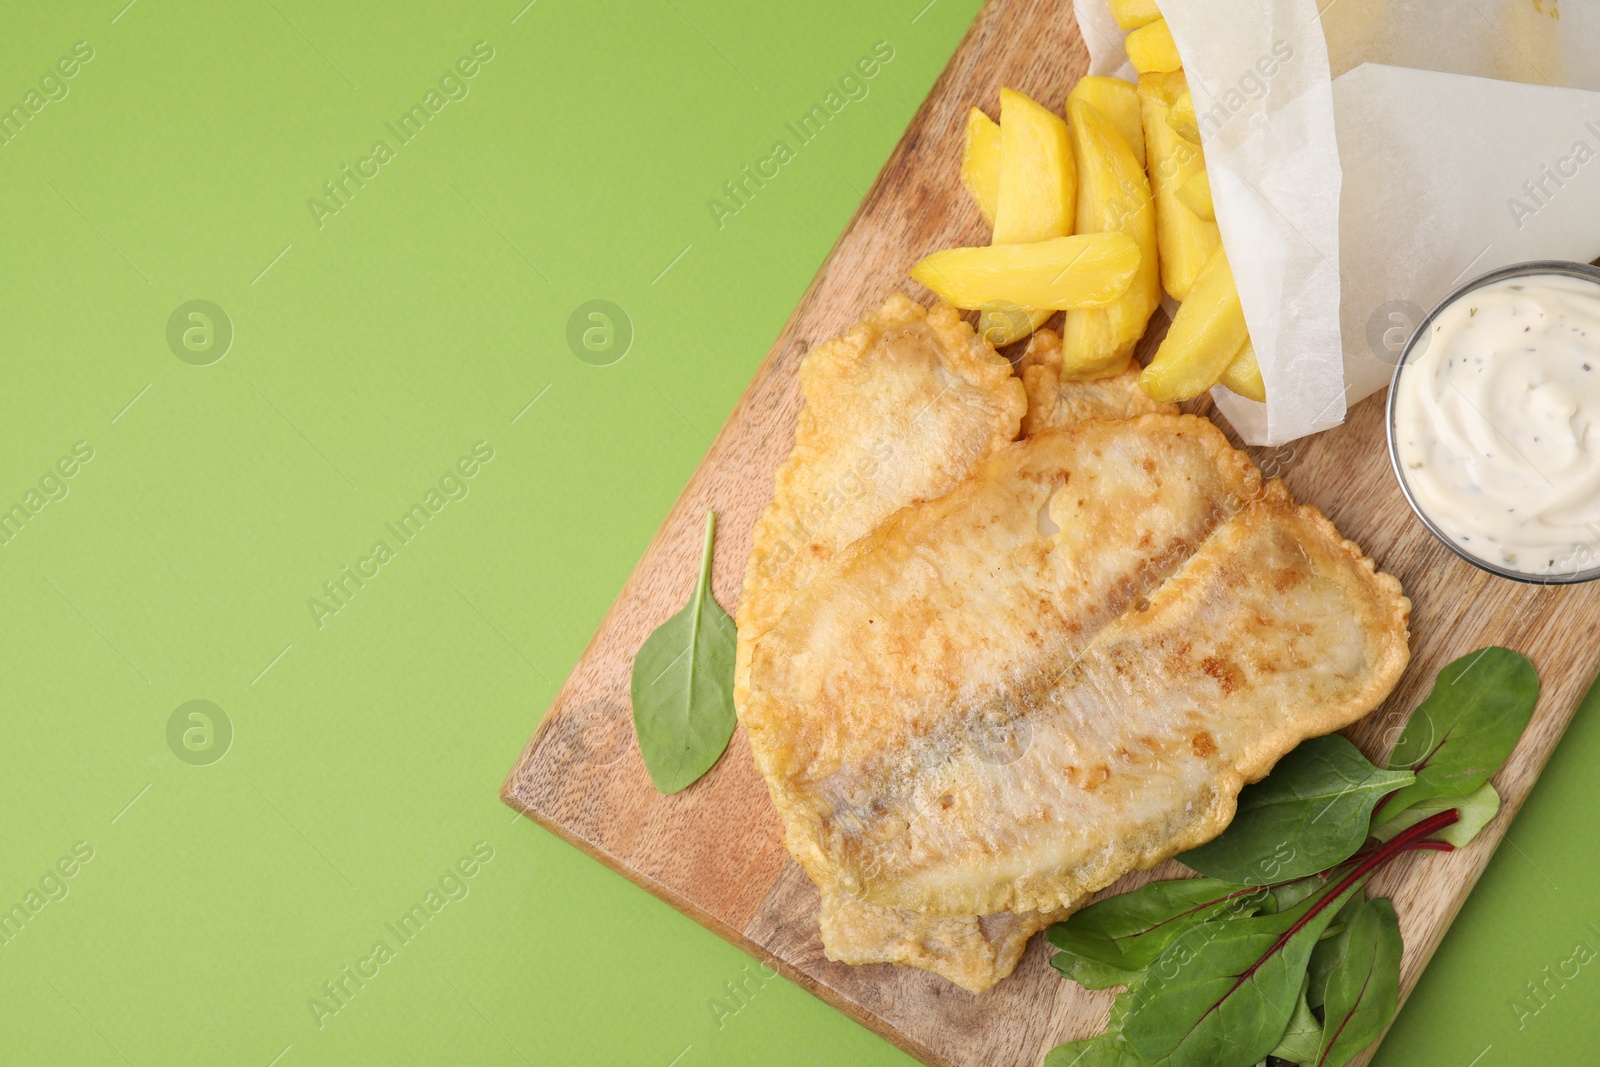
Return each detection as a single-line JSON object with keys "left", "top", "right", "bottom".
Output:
{"left": 1, "top": 2, "right": 1595, "bottom": 1064}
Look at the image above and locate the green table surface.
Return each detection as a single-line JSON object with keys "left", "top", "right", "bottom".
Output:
{"left": 4, "top": 1, "right": 1598, "bottom": 1064}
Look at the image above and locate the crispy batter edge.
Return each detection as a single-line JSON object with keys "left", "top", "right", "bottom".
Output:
{"left": 905, "top": 488, "right": 1412, "bottom": 916}
{"left": 734, "top": 294, "right": 1025, "bottom": 879}
{"left": 756, "top": 415, "right": 1410, "bottom": 916}
{"left": 819, "top": 895, "right": 1074, "bottom": 993}
{"left": 735, "top": 295, "right": 1021, "bottom": 695}
{"left": 1018, "top": 496, "right": 1407, "bottom": 914}
{"left": 755, "top": 415, "right": 1256, "bottom": 897}
{"left": 1020, "top": 355, "right": 1177, "bottom": 437}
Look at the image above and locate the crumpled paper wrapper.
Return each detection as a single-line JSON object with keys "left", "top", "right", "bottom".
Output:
{"left": 1072, "top": 0, "right": 1600, "bottom": 444}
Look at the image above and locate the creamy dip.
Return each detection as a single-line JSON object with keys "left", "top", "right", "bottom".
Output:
{"left": 1393, "top": 272, "right": 1600, "bottom": 577}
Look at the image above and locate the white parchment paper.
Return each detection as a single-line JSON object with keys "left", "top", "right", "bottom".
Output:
{"left": 1072, "top": 0, "right": 1600, "bottom": 445}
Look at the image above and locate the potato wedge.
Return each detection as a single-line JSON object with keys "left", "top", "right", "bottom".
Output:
{"left": 961, "top": 106, "right": 1001, "bottom": 228}
{"left": 976, "top": 89, "right": 1079, "bottom": 346}
{"left": 1138, "top": 72, "right": 1221, "bottom": 300}
{"left": 1126, "top": 18, "right": 1181, "bottom": 73}
{"left": 1108, "top": 0, "right": 1162, "bottom": 32}
{"left": 1062, "top": 307, "right": 1138, "bottom": 379}
{"left": 1176, "top": 169, "right": 1214, "bottom": 219}
{"left": 1220, "top": 337, "right": 1265, "bottom": 402}
{"left": 1060, "top": 96, "right": 1161, "bottom": 379}
{"left": 977, "top": 306, "right": 1053, "bottom": 347}
{"left": 978, "top": 304, "right": 1053, "bottom": 347}
{"left": 911, "top": 233, "right": 1139, "bottom": 311}
{"left": 1166, "top": 86, "right": 1201, "bottom": 144}
{"left": 1067, "top": 76, "right": 1145, "bottom": 168}
{"left": 1137, "top": 69, "right": 1186, "bottom": 109}
{"left": 994, "top": 88, "right": 1076, "bottom": 245}
{"left": 1141, "top": 246, "right": 1248, "bottom": 402}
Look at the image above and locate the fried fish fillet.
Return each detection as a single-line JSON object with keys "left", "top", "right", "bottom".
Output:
{"left": 734, "top": 294, "right": 1025, "bottom": 713}
{"left": 745, "top": 415, "right": 1409, "bottom": 918}
{"left": 1016, "top": 327, "right": 1176, "bottom": 435}
{"left": 736, "top": 295, "right": 1032, "bottom": 991}
{"left": 736, "top": 310, "right": 1221, "bottom": 990}
{"left": 815, "top": 333, "right": 1176, "bottom": 991}
{"left": 818, "top": 891, "right": 1066, "bottom": 993}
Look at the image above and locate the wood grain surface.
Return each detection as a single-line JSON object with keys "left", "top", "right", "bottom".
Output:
{"left": 501, "top": 2, "right": 1600, "bottom": 1063}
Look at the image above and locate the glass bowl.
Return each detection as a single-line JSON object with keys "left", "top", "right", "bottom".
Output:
{"left": 1385, "top": 259, "right": 1600, "bottom": 585}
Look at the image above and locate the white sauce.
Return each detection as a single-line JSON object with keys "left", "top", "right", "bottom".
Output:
{"left": 1393, "top": 273, "right": 1600, "bottom": 576}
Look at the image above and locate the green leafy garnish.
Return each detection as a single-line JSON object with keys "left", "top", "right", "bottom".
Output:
{"left": 1047, "top": 877, "right": 1271, "bottom": 989}
{"left": 1049, "top": 883, "right": 1273, "bottom": 991}
{"left": 1269, "top": 976, "right": 1322, "bottom": 1063}
{"left": 1306, "top": 891, "right": 1367, "bottom": 1011}
{"left": 1043, "top": 1032, "right": 1145, "bottom": 1066}
{"left": 1179, "top": 735, "right": 1413, "bottom": 885}
{"left": 1375, "top": 647, "right": 1537, "bottom": 824}
{"left": 1270, "top": 876, "right": 1324, "bottom": 912}
{"left": 630, "top": 511, "right": 737, "bottom": 794}
{"left": 1371, "top": 780, "right": 1500, "bottom": 848}
{"left": 1313, "top": 897, "right": 1402, "bottom": 1067}
{"left": 1121, "top": 875, "right": 1370, "bottom": 1067}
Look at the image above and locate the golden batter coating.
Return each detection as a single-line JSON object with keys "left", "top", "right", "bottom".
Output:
{"left": 1016, "top": 328, "right": 1176, "bottom": 437}
{"left": 746, "top": 415, "right": 1410, "bottom": 918}
{"left": 734, "top": 293, "right": 1025, "bottom": 714}
{"left": 736, "top": 298, "right": 1407, "bottom": 990}
{"left": 734, "top": 295, "right": 1037, "bottom": 989}
{"left": 819, "top": 893, "right": 1070, "bottom": 994}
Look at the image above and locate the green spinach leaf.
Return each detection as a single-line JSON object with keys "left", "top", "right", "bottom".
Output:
{"left": 1179, "top": 736, "right": 1412, "bottom": 885}
{"left": 630, "top": 511, "right": 738, "bottom": 794}
{"left": 1042, "top": 1032, "right": 1146, "bottom": 1067}
{"left": 1377, "top": 647, "right": 1537, "bottom": 823}
{"left": 1044, "top": 995, "right": 1142, "bottom": 1065}
{"left": 1314, "top": 890, "right": 1366, "bottom": 948}
{"left": 1121, "top": 878, "right": 1364, "bottom": 1067}
{"left": 1269, "top": 975, "right": 1322, "bottom": 1064}
{"left": 1306, "top": 890, "right": 1372, "bottom": 1011}
{"left": 1270, "top": 876, "right": 1324, "bottom": 912}
{"left": 1048, "top": 877, "right": 1272, "bottom": 989}
{"left": 1371, "top": 781, "right": 1500, "bottom": 848}
{"left": 1314, "top": 897, "right": 1402, "bottom": 1067}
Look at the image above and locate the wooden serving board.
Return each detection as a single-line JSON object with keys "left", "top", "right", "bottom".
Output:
{"left": 502, "top": 2, "right": 1600, "bottom": 1063}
